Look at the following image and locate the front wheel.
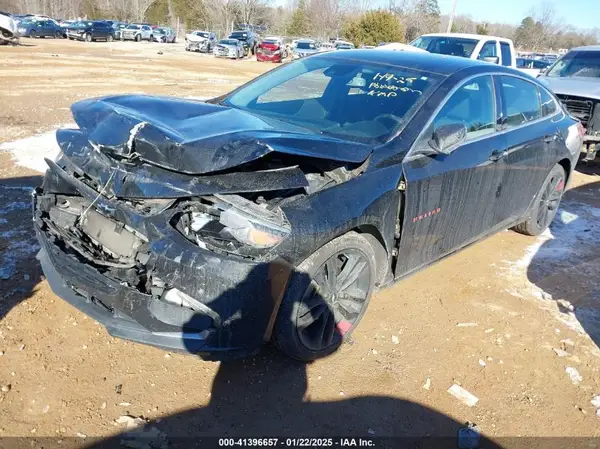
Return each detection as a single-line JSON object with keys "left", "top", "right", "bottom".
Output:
{"left": 274, "top": 232, "right": 378, "bottom": 361}
{"left": 107, "top": 34, "right": 113, "bottom": 42}
{"left": 30, "top": 30, "right": 37, "bottom": 38}
{"left": 135, "top": 34, "right": 141, "bottom": 42}
{"left": 55, "top": 31, "right": 62, "bottom": 39}
{"left": 513, "top": 164, "right": 566, "bottom": 236}
{"left": 85, "top": 33, "right": 92, "bottom": 42}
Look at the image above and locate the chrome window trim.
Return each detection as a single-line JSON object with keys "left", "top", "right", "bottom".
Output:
{"left": 406, "top": 71, "right": 563, "bottom": 159}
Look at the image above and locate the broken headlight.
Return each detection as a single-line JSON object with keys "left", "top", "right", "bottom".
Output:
{"left": 176, "top": 194, "right": 291, "bottom": 253}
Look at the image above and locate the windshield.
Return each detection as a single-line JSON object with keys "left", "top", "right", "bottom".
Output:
{"left": 126, "top": 24, "right": 141, "bottom": 30}
{"left": 223, "top": 56, "right": 441, "bottom": 144}
{"left": 297, "top": 42, "right": 316, "bottom": 50}
{"left": 195, "top": 31, "right": 209, "bottom": 38}
{"left": 220, "top": 39, "right": 237, "bottom": 45}
{"left": 230, "top": 32, "right": 248, "bottom": 41}
{"left": 71, "top": 22, "right": 90, "bottom": 28}
{"left": 262, "top": 39, "right": 279, "bottom": 45}
{"left": 155, "top": 28, "right": 167, "bottom": 34}
{"left": 410, "top": 36, "right": 478, "bottom": 58}
{"left": 546, "top": 50, "right": 600, "bottom": 78}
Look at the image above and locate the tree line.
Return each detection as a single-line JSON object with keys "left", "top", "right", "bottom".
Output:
{"left": 1, "top": 0, "right": 598, "bottom": 50}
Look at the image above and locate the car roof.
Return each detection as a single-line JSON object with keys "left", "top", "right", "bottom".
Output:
{"left": 420, "top": 33, "right": 512, "bottom": 43}
{"left": 318, "top": 49, "right": 512, "bottom": 76}
{"left": 570, "top": 45, "right": 600, "bottom": 52}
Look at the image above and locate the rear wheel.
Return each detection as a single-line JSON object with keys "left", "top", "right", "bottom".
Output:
{"left": 30, "top": 30, "right": 37, "bottom": 38}
{"left": 274, "top": 232, "right": 378, "bottom": 361}
{"left": 135, "top": 34, "right": 141, "bottom": 42}
{"left": 54, "top": 31, "right": 62, "bottom": 39}
{"left": 513, "top": 164, "right": 566, "bottom": 236}
{"left": 107, "top": 34, "right": 113, "bottom": 42}
{"left": 85, "top": 33, "right": 92, "bottom": 42}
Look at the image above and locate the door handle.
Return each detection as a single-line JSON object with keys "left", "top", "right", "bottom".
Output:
{"left": 489, "top": 149, "right": 508, "bottom": 162}
{"left": 543, "top": 135, "right": 557, "bottom": 144}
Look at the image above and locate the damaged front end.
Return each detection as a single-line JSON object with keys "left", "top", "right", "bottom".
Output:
{"left": 35, "top": 95, "right": 371, "bottom": 359}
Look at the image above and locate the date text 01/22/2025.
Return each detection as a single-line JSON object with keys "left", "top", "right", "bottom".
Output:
{"left": 218, "top": 438, "right": 376, "bottom": 447}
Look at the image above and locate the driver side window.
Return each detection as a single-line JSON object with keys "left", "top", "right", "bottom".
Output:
{"left": 432, "top": 75, "right": 496, "bottom": 141}
{"left": 479, "top": 41, "right": 498, "bottom": 60}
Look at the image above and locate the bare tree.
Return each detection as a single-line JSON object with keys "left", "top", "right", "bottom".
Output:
{"left": 309, "top": 0, "right": 352, "bottom": 39}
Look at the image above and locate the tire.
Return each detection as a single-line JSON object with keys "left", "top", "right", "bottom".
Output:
{"left": 274, "top": 232, "right": 379, "bottom": 361}
{"left": 513, "top": 164, "right": 566, "bottom": 236}
{"left": 107, "top": 34, "right": 113, "bottom": 42}
{"left": 30, "top": 30, "right": 37, "bottom": 38}
{"left": 135, "top": 34, "right": 141, "bottom": 42}
{"left": 55, "top": 31, "right": 62, "bottom": 39}
{"left": 85, "top": 33, "right": 92, "bottom": 42}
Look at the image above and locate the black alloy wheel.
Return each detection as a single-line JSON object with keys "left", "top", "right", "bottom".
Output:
{"left": 513, "top": 164, "right": 566, "bottom": 236}
{"left": 274, "top": 232, "right": 380, "bottom": 361}
{"left": 295, "top": 248, "right": 371, "bottom": 352}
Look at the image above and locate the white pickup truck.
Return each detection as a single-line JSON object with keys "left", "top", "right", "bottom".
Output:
{"left": 410, "top": 33, "right": 517, "bottom": 68}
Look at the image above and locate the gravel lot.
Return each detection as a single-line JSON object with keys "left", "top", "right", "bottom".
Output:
{"left": 1, "top": 38, "right": 599, "bottom": 445}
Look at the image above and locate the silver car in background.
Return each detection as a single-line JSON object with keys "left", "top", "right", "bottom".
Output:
{"left": 214, "top": 38, "right": 245, "bottom": 59}
{"left": 538, "top": 45, "right": 600, "bottom": 161}
{"left": 292, "top": 39, "right": 319, "bottom": 59}
{"left": 152, "top": 27, "right": 176, "bottom": 43}
{"left": 185, "top": 30, "right": 216, "bottom": 53}
{"left": 121, "top": 23, "right": 153, "bottom": 42}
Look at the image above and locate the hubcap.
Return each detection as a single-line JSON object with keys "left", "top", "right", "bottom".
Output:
{"left": 296, "top": 249, "right": 371, "bottom": 351}
{"left": 537, "top": 173, "right": 564, "bottom": 229}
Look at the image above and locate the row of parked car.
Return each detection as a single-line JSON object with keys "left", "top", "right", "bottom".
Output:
{"left": 10, "top": 14, "right": 177, "bottom": 43}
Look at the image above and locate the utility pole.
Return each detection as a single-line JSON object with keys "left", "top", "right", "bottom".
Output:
{"left": 446, "top": 0, "right": 458, "bottom": 33}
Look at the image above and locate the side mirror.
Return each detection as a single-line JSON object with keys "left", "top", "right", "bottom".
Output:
{"left": 482, "top": 56, "right": 499, "bottom": 64}
{"left": 428, "top": 123, "right": 467, "bottom": 155}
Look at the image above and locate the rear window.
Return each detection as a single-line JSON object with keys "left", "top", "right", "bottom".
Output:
{"left": 499, "top": 76, "right": 541, "bottom": 128}
{"left": 224, "top": 56, "right": 442, "bottom": 144}
{"left": 539, "top": 88, "right": 558, "bottom": 116}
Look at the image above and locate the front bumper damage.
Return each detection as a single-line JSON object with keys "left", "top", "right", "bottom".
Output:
{"left": 34, "top": 180, "right": 292, "bottom": 360}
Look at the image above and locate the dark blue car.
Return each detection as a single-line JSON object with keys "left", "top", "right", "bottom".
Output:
{"left": 17, "top": 19, "right": 64, "bottom": 38}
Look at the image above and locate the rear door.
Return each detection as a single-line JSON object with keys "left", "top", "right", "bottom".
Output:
{"left": 492, "top": 74, "right": 558, "bottom": 220}
{"left": 396, "top": 75, "right": 508, "bottom": 276}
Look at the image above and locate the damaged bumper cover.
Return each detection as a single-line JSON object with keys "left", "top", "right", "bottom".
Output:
{"left": 34, "top": 182, "right": 292, "bottom": 359}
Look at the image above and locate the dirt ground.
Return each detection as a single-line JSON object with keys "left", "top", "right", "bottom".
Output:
{"left": 1, "top": 38, "right": 599, "bottom": 446}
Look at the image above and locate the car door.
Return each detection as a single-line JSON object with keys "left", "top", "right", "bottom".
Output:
{"left": 37, "top": 20, "right": 50, "bottom": 36}
{"left": 492, "top": 74, "right": 557, "bottom": 221}
{"left": 395, "top": 75, "right": 508, "bottom": 277}
{"left": 142, "top": 25, "right": 151, "bottom": 39}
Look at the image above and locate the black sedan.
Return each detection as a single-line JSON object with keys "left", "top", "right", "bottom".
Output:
{"left": 66, "top": 21, "right": 114, "bottom": 42}
{"left": 34, "top": 51, "right": 582, "bottom": 361}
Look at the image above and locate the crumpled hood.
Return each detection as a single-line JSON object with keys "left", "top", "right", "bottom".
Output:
{"left": 538, "top": 76, "right": 600, "bottom": 100}
{"left": 70, "top": 95, "right": 372, "bottom": 175}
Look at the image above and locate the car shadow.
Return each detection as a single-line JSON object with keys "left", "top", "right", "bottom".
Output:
{"left": 0, "top": 175, "right": 43, "bottom": 321}
{"left": 527, "top": 162, "right": 600, "bottom": 349}
{"left": 82, "top": 267, "right": 503, "bottom": 449}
